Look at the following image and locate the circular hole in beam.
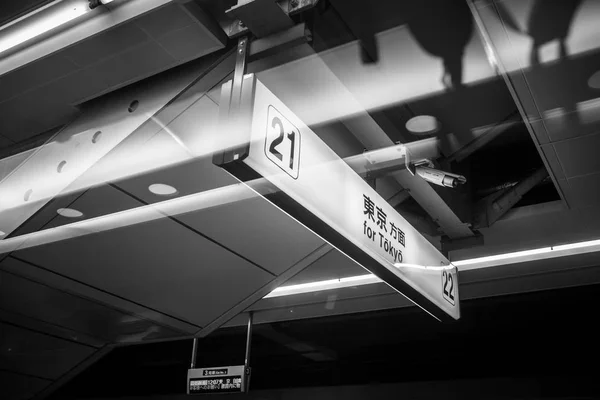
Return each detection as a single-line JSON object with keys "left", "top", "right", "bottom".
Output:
{"left": 128, "top": 100, "right": 139, "bottom": 113}
{"left": 24, "top": 189, "right": 33, "bottom": 202}
{"left": 57, "top": 160, "right": 67, "bottom": 173}
{"left": 92, "top": 131, "right": 102, "bottom": 143}
{"left": 148, "top": 183, "right": 178, "bottom": 196}
{"left": 57, "top": 208, "right": 84, "bottom": 218}
{"left": 405, "top": 115, "right": 440, "bottom": 136}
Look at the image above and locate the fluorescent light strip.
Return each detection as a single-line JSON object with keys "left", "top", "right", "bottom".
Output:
{"left": 0, "top": 0, "right": 92, "bottom": 56}
{"left": 264, "top": 238, "right": 600, "bottom": 298}
{"left": 452, "top": 238, "right": 600, "bottom": 270}
{"left": 264, "top": 274, "right": 381, "bottom": 298}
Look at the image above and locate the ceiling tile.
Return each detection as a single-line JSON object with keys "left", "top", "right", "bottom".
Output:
{"left": 39, "top": 66, "right": 115, "bottom": 106}
{"left": 0, "top": 91, "right": 79, "bottom": 142}
{"left": 0, "top": 134, "right": 14, "bottom": 150}
{"left": 523, "top": 51, "right": 598, "bottom": 116}
{"left": 0, "top": 370, "right": 49, "bottom": 400}
{"left": 179, "top": 195, "right": 325, "bottom": 276}
{"left": 62, "top": 23, "right": 149, "bottom": 68}
{"left": 115, "top": 156, "right": 237, "bottom": 203}
{"left": 543, "top": 100, "right": 600, "bottom": 142}
{"left": 0, "top": 322, "right": 95, "bottom": 380}
{"left": 0, "top": 53, "right": 78, "bottom": 102}
{"left": 553, "top": 132, "right": 600, "bottom": 177}
{"left": 134, "top": 3, "right": 194, "bottom": 39}
{"left": 566, "top": 172, "right": 600, "bottom": 209}
{"left": 156, "top": 23, "right": 226, "bottom": 62}
{"left": 285, "top": 248, "right": 367, "bottom": 285}
{"left": 0, "top": 265, "right": 181, "bottom": 344}
{"left": 91, "top": 41, "right": 175, "bottom": 93}
{"left": 14, "top": 214, "right": 274, "bottom": 327}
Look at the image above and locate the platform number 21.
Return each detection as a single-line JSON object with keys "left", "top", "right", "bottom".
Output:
{"left": 442, "top": 270, "right": 456, "bottom": 306}
{"left": 265, "top": 106, "right": 300, "bottom": 179}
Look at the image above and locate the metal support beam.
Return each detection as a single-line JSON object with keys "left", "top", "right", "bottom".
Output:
{"left": 473, "top": 167, "right": 549, "bottom": 229}
{"left": 441, "top": 230, "right": 484, "bottom": 254}
{"left": 344, "top": 138, "right": 439, "bottom": 181}
{"left": 231, "top": 36, "right": 250, "bottom": 115}
{"left": 0, "top": 49, "right": 235, "bottom": 240}
{"left": 244, "top": 312, "right": 253, "bottom": 393}
{"left": 190, "top": 338, "right": 198, "bottom": 369}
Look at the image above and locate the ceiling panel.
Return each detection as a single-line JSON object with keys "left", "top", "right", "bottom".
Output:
{"left": 0, "top": 53, "right": 78, "bottom": 103}
{"left": 0, "top": 370, "right": 49, "bottom": 400}
{"left": 157, "top": 23, "right": 224, "bottom": 62}
{"left": 62, "top": 23, "right": 150, "bottom": 68}
{"left": 178, "top": 195, "right": 325, "bottom": 276}
{"left": 566, "top": 172, "right": 600, "bottom": 209}
{"left": 8, "top": 183, "right": 141, "bottom": 237}
{"left": 0, "top": 88, "right": 80, "bottom": 142}
{"left": 0, "top": 252, "right": 199, "bottom": 335}
{"left": 285, "top": 248, "right": 367, "bottom": 285}
{"left": 542, "top": 106, "right": 600, "bottom": 142}
{"left": 552, "top": 132, "right": 600, "bottom": 178}
{"left": 92, "top": 41, "right": 175, "bottom": 92}
{"left": 114, "top": 156, "right": 237, "bottom": 206}
{"left": 0, "top": 263, "right": 182, "bottom": 344}
{"left": 0, "top": 0, "right": 53, "bottom": 25}
{"left": 134, "top": 4, "right": 195, "bottom": 38}
{"left": 0, "top": 322, "right": 95, "bottom": 380}
{"left": 13, "top": 203, "right": 275, "bottom": 327}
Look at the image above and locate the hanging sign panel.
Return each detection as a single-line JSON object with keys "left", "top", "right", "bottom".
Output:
{"left": 187, "top": 366, "right": 246, "bottom": 394}
{"left": 214, "top": 74, "right": 459, "bottom": 321}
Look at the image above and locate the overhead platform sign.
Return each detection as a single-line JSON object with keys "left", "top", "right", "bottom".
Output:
{"left": 214, "top": 74, "right": 459, "bottom": 321}
{"left": 187, "top": 366, "right": 246, "bottom": 394}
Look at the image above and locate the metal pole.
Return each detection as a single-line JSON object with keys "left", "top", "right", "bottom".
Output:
{"left": 244, "top": 312, "right": 253, "bottom": 393}
{"left": 190, "top": 337, "right": 198, "bottom": 369}
{"left": 230, "top": 36, "right": 249, "bottom": 115}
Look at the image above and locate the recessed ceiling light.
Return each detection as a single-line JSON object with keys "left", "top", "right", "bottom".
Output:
{"left": 588, "top": 70, "right": 600, "bottom": 89}
{"left": 57, "top": 208, "right": 83, "bottom": 218}
{"left": 405, "top": 115, "right": 440, "bottom": 135}
{"left": 148, "top": 183, "right": 178, "bottom": 196}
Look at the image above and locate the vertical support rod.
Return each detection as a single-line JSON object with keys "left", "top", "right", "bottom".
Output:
{"left": 190, "top": 337, "right": 198, "bottom": 369}
{"left": 244, "top": 312, "right": 253, "bottom": 393}
{"left": 230, "top": 36, "right": 249, "bottom": 115}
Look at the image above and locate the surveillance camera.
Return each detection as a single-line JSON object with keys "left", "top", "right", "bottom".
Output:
{"left": 415, "top": 166, "right": 466, "bottom": 188}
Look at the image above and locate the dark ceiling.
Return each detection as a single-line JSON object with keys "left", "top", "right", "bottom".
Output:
{"left": 0, "top": 0, "right": 54, "bottom": 26}
{"left": 50, "top": 283, "right": 600, "bottom": 399}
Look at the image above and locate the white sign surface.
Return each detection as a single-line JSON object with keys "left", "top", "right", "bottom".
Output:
{"left": 230, "top": 75, "right": 459, "bottom": 320}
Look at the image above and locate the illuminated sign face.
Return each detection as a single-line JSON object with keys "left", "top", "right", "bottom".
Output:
{"left": 188, "top": 367, "right": 245, "bottom": 394}
{"left": 265, "top": 105, "right": 301, "bottom": 179}
{"left": 216, "top": 75, "right": 459, "bottom": 321}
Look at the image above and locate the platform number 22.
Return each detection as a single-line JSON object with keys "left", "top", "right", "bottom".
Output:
{"left": 265, "top": 106, "right": 300, "bottom": 179}
{"left": 442, "top": 270, "right": 456, "bottom": 306}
